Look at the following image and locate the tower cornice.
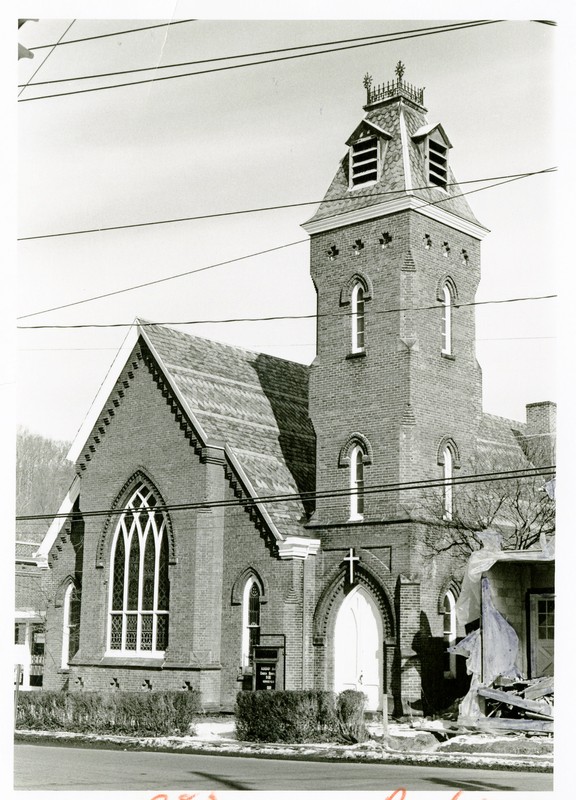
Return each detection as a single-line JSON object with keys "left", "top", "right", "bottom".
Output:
{"left": 302, "top": 195, "right": 490, "bottom": 240}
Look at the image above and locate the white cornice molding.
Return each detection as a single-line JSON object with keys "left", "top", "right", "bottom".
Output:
{"left": 278, "top": 536, "right": 321, "bottom": 560}
{"left": 35, "top": 475, "right": 81, "bottom": 564}
{"left": 303, "top": 195, "right": 490, "bottom": 240}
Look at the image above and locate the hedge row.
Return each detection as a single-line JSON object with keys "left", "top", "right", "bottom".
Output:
{"left": 16, "top": 690, "right": 202, "bottom": 736}
{"left": 235, "top": 689, "right": 369, "bottom": 743}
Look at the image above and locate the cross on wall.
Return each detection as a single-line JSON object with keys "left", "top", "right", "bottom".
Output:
{"left": 343, "top": 547, "right": 360, "bottom": 584}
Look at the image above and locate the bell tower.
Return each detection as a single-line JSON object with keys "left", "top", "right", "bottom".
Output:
{"left": 303, "top": 63, "right": 489, "bottom": 527}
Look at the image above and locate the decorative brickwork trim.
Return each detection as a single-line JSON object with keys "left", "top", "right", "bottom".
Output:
{"left": 95, "top": 469, "right": 176, "bottom": 568}
{"left": 339, "top": 272, "right": 373, "bottom": 305}
{"left": 54, "top": 574, "right": 78, "bottom": 609}
{"left": 230, "top": 566, "right": 269, "bottom": 606}
{"left": 222, "top": 463, "right": 280, "bottom": 557}
{"left": 312, "top": 561, "right": 395, "bottom": 643}
{"left": 140, "top": 341, "right": 205, "bottom": 460}
{"left": 436, "top": 274, "right": 458, "bottom": 303}
{"left": 437, "top": 576, "right": 462, "bottom": 613}
{"left": 338, "top": 433, "right": 373, "bottom": 467}
{"left": 77, "top": 352, "right": 142, "bottom": 472}
{"left": 436, "top": 436, "right": 461, "bottom": 468}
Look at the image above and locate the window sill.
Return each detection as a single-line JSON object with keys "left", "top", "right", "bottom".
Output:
{"left": 346, "top": 350, "right": 366, "bottom": 360}
{"left": 101, "top": 653, "right": 166, "bottom": 667}
{"left": 441, "top": 352, "right": 455, "bottom": 361}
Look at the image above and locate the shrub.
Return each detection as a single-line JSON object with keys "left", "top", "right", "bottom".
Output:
{"left": 16, "top": 690, "right": 202, "bottom": 736}
{"left": 334, "top": 689, "right": 369, "bottom": 743}
{"left": 235, "top": 689, "right": 369, "bottom": 743}
{"left": 235, "top": 690, "right": 336, "bottom": 743}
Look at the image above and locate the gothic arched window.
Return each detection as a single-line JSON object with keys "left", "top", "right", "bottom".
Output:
{"left": 441, "top": 283, "right": 453, "bottom": 355}
{"left": 241, "top": 577, "right": 261, "bottom": 666}
{"left": 61, "top": 582, "right": 81, "bottom": 669}
{"left": 350, "top": 444, "right": 366, "bottom": 520}
{"left": 108, "top": 482, "right": 169, "bottom": 655}
{"left": 351, "top": 282, "right": 366, "bottom": 353}
{"left": 442, "top": 443, "right": 455, "bottom": 520}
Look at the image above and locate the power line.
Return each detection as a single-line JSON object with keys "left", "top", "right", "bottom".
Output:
{"left": 18, "top": 21, "right": 499, "bottom": 88}
{"left": 15, "top": 294, "right": 558, "bottom": 330}
{"left": 16, "top": 167, "right": 556, "bottom": 323}
{"left": 15, "top": 466, "right": 555, "bottom": 522}
{"left": 18, "top": 20, "right": 501, "bottom": 103}
{"left": 17, "top": 238, "right": 309, "bottom": 320}
{"left": 18, "top": 20, "right": 76, "bottom": 98}
{"left": 17, "top": 168, "right": 555, "bottom": 244}
{"left": 17, "top": 335, "right": 557, "bottom": 351}
{"left": 26, "top": 20, "right": 197, "bottom": 51}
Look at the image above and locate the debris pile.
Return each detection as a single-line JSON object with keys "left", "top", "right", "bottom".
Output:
{"left": 477, "top": 675, "right": 553, "bottom": 731}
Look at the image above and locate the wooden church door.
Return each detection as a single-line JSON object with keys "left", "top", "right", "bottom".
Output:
{"left": 333, "top": 586, "right": 383, "bottom": 711}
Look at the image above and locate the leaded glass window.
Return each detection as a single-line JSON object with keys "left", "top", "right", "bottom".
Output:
{"left": 108, "top": 482, "right": 170, "bottom": 654}
{"left": 242, "top": 577, "right": 261, "bottom": 666}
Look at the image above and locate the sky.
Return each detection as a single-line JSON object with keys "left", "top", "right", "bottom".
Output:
{"left": 5, "top": 4, "right": 576, "bottom": 797}
{"left": 13, "top": 8, "right": 561, "bottom": 448}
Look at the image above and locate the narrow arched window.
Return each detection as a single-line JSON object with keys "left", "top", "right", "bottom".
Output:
{"left": 108, "top": 482, "right": 169, "bottom": 655}
{"left": 241, "top": 578, "right": 261, "bottom": 666}
{"left": 350, "top": 445, "right": 365, "bottom": 520}
{"left": 61, "top": 583, "right": 80, "bottom": 669}
{"left": 351, "top": 283, "right": 365, "bottom": 353}
{"left": 441, "top": 284, "right": 452, "bottom": 355}
{"left": 443, "top": 444, "right": 454, "bottom": 520}
{"left": 443, "top": 590, "right": 457, "bottom": 678}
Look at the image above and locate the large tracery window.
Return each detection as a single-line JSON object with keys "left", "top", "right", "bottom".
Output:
{"left": 108, "top": 482, "right": 169, "bottom": 655}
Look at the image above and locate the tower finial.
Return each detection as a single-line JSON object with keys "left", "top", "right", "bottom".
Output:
{"left": 395, "top": 61, "right": 405, "bottom": 81}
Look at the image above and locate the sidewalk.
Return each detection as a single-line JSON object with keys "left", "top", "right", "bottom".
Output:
{"left": 15, "top": 718, "right": 553, "bottom": 772}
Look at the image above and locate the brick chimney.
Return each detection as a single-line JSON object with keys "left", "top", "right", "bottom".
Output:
{"left": 525, "top": 401, "right": 556, "bottom": 465}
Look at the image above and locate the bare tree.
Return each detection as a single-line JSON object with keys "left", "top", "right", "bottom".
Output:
{"left": 16, "top": 427, "right": 74, "bottom": 534}
{"left": 417, "top": 445, "right": 555, "bottom": 561}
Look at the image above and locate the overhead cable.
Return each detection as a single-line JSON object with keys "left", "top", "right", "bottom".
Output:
{"left": 15, "top": 465, "right": 555, "bottom": 522}
{"left": 18, "top": 20, "right": 501, "bottom": 102}
{"left": 25, "top": 19, "right": 197, "bottom": 51}
{"left": 16, "top": 167, "right": 556, "bottom": 322}
{"left": 20, "top": 21, "right": 499, "bottom": 87}
{"left": 15, "top": 294, "right": 558, "bottom": 330}
{"left": 17, "top": 168, "right": 556, "bottom": 245}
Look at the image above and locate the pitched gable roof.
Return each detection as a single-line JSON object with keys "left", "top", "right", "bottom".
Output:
{"left": 66, "top": 321, "right": 316, "bottom": 545}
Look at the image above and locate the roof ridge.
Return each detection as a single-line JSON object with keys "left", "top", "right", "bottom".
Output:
{"left": 138, "top": 319, "right": 310, "bottom": 371}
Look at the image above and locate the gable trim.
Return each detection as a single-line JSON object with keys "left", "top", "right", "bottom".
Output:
{"left": 67, "top": 325, "right": 140, "bottom": 463}
{"left": 35, "top": 475, "right": 81, "bottom": 566}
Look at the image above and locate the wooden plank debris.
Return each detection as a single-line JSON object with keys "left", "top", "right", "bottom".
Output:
{"left": 477, "top": 687, "right": 554, "bottom": 719}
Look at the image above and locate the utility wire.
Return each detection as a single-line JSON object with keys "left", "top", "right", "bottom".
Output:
{"left": 18, "top": 20, "right": 76, "bottom": 98}
{"left": 15, "top": 466, "right": 555, "bottom": 522}
{"left": 16, "top": 167, "right": 556, "bottom": 322}
{"left": 15, "top": 294, "right": 558, "bottom": 330}
{"left": 26, "top": 20, "right": 197, "bottom": 51}
{"left": 17, "top": 168, "right": 555, "bottom": 244}
{"left": 18, "top": 20, "right": 501, "bottom": 103}
{"left": 19, "top": 21, "right": 499, "bottom": 87}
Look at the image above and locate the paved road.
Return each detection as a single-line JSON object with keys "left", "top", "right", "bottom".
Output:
{"left": 14, "top": 743, "right": 552, "bottom": 792}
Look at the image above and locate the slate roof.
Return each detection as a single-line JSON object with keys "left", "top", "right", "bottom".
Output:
{"left": 141, "top": 322, "right": 316, "bottom": 539}
{"left": 306, "top": 97, "right": 483, "bottom": 228}
{"left": 476, "top": 412, "right": 531, "bottom": 466}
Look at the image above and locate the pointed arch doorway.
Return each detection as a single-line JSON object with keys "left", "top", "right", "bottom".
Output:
{"left": 333, "top": 585, "right": 383, "bottom": 711}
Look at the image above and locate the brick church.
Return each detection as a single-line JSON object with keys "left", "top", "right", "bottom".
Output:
{"left": 37, "top": 64, "right": 555, "bottom": 714}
